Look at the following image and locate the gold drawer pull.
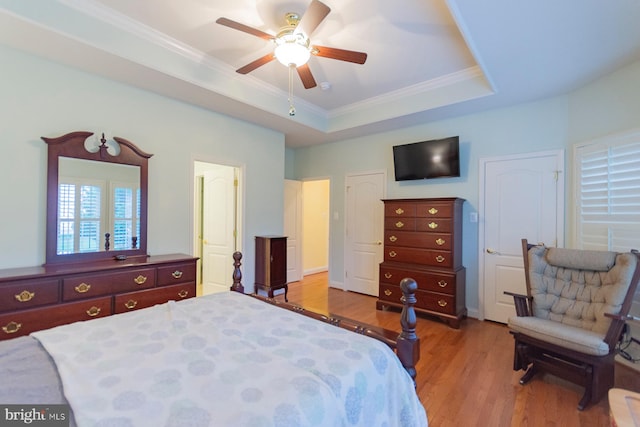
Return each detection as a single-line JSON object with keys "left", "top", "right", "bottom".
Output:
{"left": 395, "top": 208, "right": 404, "bottom": 215}
{"left": 86, "top": 306, "right": 101, "bottom": 317}
{"left": 428, "top": 222, "right": 438, "bottom": 229}
{"left": 438, "top": 280, "right": 448, "bottom": 288}
{"left": 75, "top": 283, "right": 91, "bottom": 293}
{"left": 395, "top": 221, "right": 404, "bottom": 228}
{"left": 134, "top": 275, "right": 147, "bottom": 285}
{"left": 124, "top": 300, "right": 138, "bottom": 309}
{"left": 436, "top": 255, "right": 446, "bottom": 263}
{"left": 389, "top": 235, "right": 398, "bottom": 242}
{"left": 178, "top": 289, "right": 189, "bottom": 298}
{"left": 2, "top": 321, "right": 22, "bottom": 334}
{"left": 172, "top": 270, "right": 183, "bottom": 279}
{"left": 428, "top": 208, "right": 438, "bottom": 215}
{"left": 435, "top": 238, "right": 445, "bottom": 246}
{"left": 438, "top": 300, "right": 448, "bottom": 307}
{"left": 15, "top": 290, "right": 35, "bottom": 302}
{"left": 384, "top": 272, "right": 392, "bottom": 279}
{"left": 384, "top": 289, "right": 392, "bottom": 296}
{"left": 389, "top": 251, "right": 397, "bottom": 258}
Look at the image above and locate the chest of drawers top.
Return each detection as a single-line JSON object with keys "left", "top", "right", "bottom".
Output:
{"left": 382, "top": 197, "right": 464, "bottom": 218}
{"left": 0, "top": 254, "right": 195, "bottom": 282}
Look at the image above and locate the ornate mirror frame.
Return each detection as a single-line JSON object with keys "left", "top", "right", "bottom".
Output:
{"left": 43, "top": 131, "right": 153, "bottom": 265}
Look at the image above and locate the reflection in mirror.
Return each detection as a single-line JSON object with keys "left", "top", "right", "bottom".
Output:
{"left": 57, "top": 157, "right": 141, "bottom": 255}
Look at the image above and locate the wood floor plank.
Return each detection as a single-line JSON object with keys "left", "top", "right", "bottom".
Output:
{"left": 284, "top": 272, "right": 611, "bottom": 427}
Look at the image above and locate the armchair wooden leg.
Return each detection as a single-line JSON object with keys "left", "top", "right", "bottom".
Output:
{"left": 514, "top": 341, "right": 529, "bottom": 371}
{"left": 519, "top": 364, "right": 538, "bottom": 385}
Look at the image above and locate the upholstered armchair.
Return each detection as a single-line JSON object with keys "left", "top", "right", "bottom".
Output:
{"left": 506, "top": 239, "right": 640, "bottom": 410}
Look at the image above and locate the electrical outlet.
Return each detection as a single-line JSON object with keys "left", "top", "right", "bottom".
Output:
{"left": 470, "top": 212, "right": 478, "bottom": 223}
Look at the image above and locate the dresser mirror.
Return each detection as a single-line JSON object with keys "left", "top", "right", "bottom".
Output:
{"left": 43, "top": 131, "right": 152, "bottom": 265}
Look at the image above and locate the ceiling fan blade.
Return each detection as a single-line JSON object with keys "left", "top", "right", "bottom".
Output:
{"left": 312, "top": 45, "right": 367, "bottom": 64}
{"left": 236, "top": 53, "right": 275, "bottom": 74}
{"left": 216, "top": 17, "right": 274, "bottom": 41}
{"left": 295, "top": 0, "right": 331, "bottom": 37}
{"left": 296, "top": 64, "right": 317, "bottom": 89}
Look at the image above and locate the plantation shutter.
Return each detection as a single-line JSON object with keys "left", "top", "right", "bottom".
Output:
{"left": 575, "top": 132, "right": 640, "bottom": 252}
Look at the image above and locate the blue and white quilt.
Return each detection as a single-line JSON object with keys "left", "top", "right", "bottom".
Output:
{"left": 33, "top": 291, "right": 428, "bottom": 427}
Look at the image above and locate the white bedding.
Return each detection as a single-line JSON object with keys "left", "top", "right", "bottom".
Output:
{"left": 33, "top": 291, "right": 427, "bottom": 427}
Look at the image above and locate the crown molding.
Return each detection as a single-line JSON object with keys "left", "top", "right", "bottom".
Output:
{"left": 329, "top": 66, "right": 489, "bottom": 118}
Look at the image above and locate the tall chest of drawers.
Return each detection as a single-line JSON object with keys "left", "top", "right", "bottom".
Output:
{"left": 0, "top": 254, "right": 198, "bottom": 340}
{"left": 376, "top": 198, "right": 466, "bottom": 328}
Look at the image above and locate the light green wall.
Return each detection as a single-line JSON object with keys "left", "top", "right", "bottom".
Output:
{"left": 0, "top": 45, "right": 285, "bottom": 289}
{"left": 291, "top": 57, "right": 640, "bottom": 316}
{"left": 292, "top": 97, "right": 570, "bottom": 313}
{"left": 565, "top": 60, "right": 640, "bottom": 247}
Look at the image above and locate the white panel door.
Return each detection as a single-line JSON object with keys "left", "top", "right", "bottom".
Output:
{"left": 481, "top": 150, "right": 564, "bottom": 323}
{"left": 201, "top": 167, "right": 236, "bottom": 295}
{"left": 344, "top": 172, "right": 385, "bottom": 296}
{"left": 284, "top": 179, "right": 303, "bottom": 283}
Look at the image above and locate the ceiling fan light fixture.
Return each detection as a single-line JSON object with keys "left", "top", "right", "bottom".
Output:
{"left": 274, "top": 33, "right": 310, "bottom": 67}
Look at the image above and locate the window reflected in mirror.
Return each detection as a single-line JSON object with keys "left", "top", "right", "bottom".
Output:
{"left": 57, "top": 157, "right": 140, "bottom": 255}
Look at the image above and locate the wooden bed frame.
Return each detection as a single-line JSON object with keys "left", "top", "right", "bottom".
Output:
{"left": 228, "top": 251, "right": 421, "bottom": 382}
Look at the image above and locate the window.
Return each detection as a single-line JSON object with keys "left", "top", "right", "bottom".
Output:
{"left": 574, "top": 129, "right": 640, "bottom": 252}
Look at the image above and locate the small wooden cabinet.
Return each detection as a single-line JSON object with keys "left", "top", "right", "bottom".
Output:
{"left": 0, "top": 254, "right": 197, "bottom": 340}
{"left": 254, "top": 236, "right": 288, "bottom": 301}
{"left": 377, "top": 198, "right": 466, "bottom": 328}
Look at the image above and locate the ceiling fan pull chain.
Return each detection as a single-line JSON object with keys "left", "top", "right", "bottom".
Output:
{"left": 288, "top": 64, "right": 296, "bottom": 116}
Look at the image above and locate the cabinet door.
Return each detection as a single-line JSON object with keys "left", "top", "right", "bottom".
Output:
{"left": 269, "top": 238, "right": 287, "bottom": 286}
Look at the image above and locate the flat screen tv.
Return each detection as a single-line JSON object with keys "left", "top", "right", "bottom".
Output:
{"left": 392, "top": 136, "right": 460, "bottom": 181}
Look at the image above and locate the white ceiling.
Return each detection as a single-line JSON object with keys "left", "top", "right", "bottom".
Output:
{"left": 2, "top": 0, "right": 640, "bottom": 148}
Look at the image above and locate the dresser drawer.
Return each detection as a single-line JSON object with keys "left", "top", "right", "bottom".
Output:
{"left": 384, "top": 217, "right": 416, "bottom": 231}
{"left": 384, "top": 230, "right": 452, "bottom": 250}
{"left": 416, "top": 218, "right": 453, "bottom": 233}
{"left": 157, "top": 262, "right": 197, "bottom": 286}
{"left": 114, "top": 283, "right": 196, "bottom": 314}
{"left": 415, "top": 290, "right": 456, "bottom": 315}
{"left": 0, "top": 279, "right": 59, "bottom": 312}
{"left": 378, "top": 283, "right": 403, "bottom": 304}
{"left": 380, "top": 264, "right": 457, "bottom": 295}
{"left": 0, "top": 296, "right": 112, "bottom": 339}
{"left": 384, "top": 202, "right": 417, "bottom": 218}
{"left": 62, "top": 268, "right": 156, "bottom": 301}
{"left": 415, "top": 202, "right": 454, "bottom": 218}
{"left": 384, "top": 247, "right": 453, "bottom": 268}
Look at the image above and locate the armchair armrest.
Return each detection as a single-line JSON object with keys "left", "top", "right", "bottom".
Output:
{"left": 603, "top": 312, "right": 630, "bottom": 349}
{"left": 504, "top": 291, "right": 532, "bottom": 317}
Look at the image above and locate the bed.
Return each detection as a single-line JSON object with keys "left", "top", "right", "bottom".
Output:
{"left": 0, "top": 252, "right": 427, "bottom": 427}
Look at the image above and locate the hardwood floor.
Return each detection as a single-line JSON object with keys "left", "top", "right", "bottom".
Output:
{"left": 284, "top": 272, "right": 611, "bottom": 427}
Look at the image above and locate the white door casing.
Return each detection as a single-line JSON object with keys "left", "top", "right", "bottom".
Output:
{"left": 284, "top": 179, "right": 303, "bottom": 283}
{"left": 479, "top": 150, "right": 564, "bottom": 323}
{"left": 201, "top": 166, "right": 236, "bottom": 295}
{"left": 344, "top": 172, "right": 385, "bottom": 296}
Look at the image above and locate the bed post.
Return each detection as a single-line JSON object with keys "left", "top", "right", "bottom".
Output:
{"left": 230, "top": 251, "right": 244, "bottom": 293}
{"left": 397, "top": 277, "right": 420, "bottom": 384}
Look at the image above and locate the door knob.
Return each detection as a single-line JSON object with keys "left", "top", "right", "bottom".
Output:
{"left": 486, "top": 248, "right": 501, "bottom": 255}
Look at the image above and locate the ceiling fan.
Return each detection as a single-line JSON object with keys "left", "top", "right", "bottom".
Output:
{"left": 216, "top": 0, "right": 368, "bottom": 90}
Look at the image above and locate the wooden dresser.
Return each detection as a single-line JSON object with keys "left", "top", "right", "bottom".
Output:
{"left": 0, "top": 254, "right": 198, "bottom": 340}
{"left": 376, "top": 198, "right": 466, "bottom": 328}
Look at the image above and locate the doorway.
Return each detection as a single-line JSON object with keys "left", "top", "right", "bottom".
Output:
{"left": 193, "top": 161, "right": 242, "bottom": 296}
{"left": 284, "top": 178, "right": 330, "bottom": 284}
